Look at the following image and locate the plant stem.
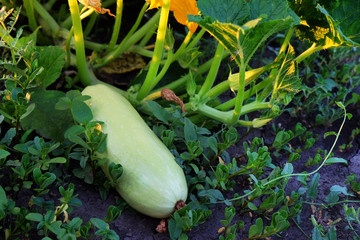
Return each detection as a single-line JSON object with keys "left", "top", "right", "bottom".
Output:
{"left": 33, "top": 0, "right": 60, "bottom": 35}
{"left": 150, "top": 50, "right": 174, "bottom": 90}
{"left": 68, "top": 0, "right": 96, "bottom": 86}
{"left": 291, "top": 218, "right": 312, "bottom": 240}
{"left": 295, "top": 43, "right": 324, "bottom": 63}
{"left": 136, "top": 1, "right": 171, "bottom": 101}
{"left": 198, "top": 43, "right": 224, "bottom": 97}
{"left": 93, "top": 4, "right": 157, "bottom": 69}
{"left": 106, "top": 0, "right": 124, "bottom": 53}
{"left": 23, "top": 0, "right": 38, "bottom": 31}
{"left": 231, "top": 55, "right": 246, "bottom": 124}
{"left": 171, "top": 31, "right": 193, "bottom": 62}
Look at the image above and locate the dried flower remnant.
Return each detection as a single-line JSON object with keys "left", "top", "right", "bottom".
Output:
{"left": 145, "top": 0, "right": 200, "bottom": 33}
{"left": 155, "top": 219, "right": 167, "bottom": 232}
{"left": 161, "top": 88, "right": 185, "bottom": 113}
{"left": 78, "top": 0, "right": 115, "bottom": 17}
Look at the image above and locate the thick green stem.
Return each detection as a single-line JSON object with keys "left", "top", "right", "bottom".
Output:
{"left": 150, "top": 50, "right": 173, "bottom": 90}
{"left": 278, "top": 28, "right": 294, "bottom": 56}
{"left": 106, "top": 0, "right": 123, "bottom": 53}
{"left": 33, "top": 0, "right": 60, "bottom": 35}
{"left": 147, "top": 53, "right": 220, "bottom": 97}
{"left": 172, "top": 31, "right": 193, "bottom": 62}
{"left": 68, "top": 0, "right": 95, "bottom": 86}
{"left": 186, "top": 28, "right": 206, "bottom": 51}
{"left": 198, "top": 43, "right": 224, "bottom": 97}
{"left": 23, "top": 0, "right": 38, "bottom": 31}
{"left": 136, "top": 1, "right": 171, "bottom": 101}
{"left": 231, "top": 55, "right": 246, "bottom": 124}
{"left": 295, "top": 43, "right": 324, "bottom": 63}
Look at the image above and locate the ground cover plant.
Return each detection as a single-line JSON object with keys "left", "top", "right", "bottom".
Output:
{"left": 0, "top": 0, "right": 360, "bottom": 239}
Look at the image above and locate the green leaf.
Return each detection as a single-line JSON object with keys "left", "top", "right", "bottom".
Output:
{"left": 248, "top": 0, "right": 299, "bottom": 22}
{"left": 330, "top": 185, "right": 353, "bottom": 196}
{"left": 317, "top": 5, "right": 359, "bottom": 47}
{"left": 47, "top": 157, "right": 67, "bottom": 164}
{"left": 191, "top": 0, "right": 299, "bottom": 65}
{"left": 90, "top": 218, "right": 108, "bottom": 230}
{"left": 25, "top": 212, "right": 44, "bottom": 222}
{"left": 325, "top": 157, "right": 347, "bottom": 165}
{"left": 331, "top": 0, "right": 360, "bottom": 43}
{"left": 184, "top": 118, "right": 198, "bottom": 142}
{"left": 0, "top": 186, "right": 8, "bottom": 206}
{"left": 248, "top": 218, "right": 263, "bottom": 238}
{"left": 198, "top": 189, "right": 224, "bottom": 203}
{"left": 71, "top": 100, "right": 93, "bottom": 125}
{"left": 247, "top": 202, "right": 258, "bottom": 210}
{"left": 325, "top": 191, "right": 340, "bottom": 205}
{"left": 146, "top": 100, "right": 172, "bottom": 124}
{"left": 168, "top": 218, "right": 182, "bottom": 240}
{"left": 324, "top": 131, "right": 337, "bottom": 139}
{"left": 0, "top": 149, "right": 10, "bottom": 159}
{"left": 21, "top": 88, "right": 73, "bottom": 141}
{"left": 197, "top": 0, "right": 249, "bottom": 24}
{"left": 306, "top": 173, "right": 320, "bottom": 200}
{"left": 34, "top": 46, "right": 66, "bottom": 88}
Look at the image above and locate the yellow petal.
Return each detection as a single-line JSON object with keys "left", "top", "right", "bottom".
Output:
{"left": 145, "top": 0, "right": 200, "bottom": 33}
{"left": 170, "top": 0, "right": 199, "bottom": 33}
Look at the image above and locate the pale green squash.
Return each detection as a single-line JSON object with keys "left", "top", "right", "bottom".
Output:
{"left": 82, "top": 84, "right": 188, "bottom": 218}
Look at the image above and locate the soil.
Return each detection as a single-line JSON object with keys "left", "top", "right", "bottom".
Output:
{"left": 65, "top": 103, "right": 360, "bottom": 240}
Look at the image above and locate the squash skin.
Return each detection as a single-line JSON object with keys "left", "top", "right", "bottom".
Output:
{"left": 82, "top": 84, "right": 188, "bottom": 218}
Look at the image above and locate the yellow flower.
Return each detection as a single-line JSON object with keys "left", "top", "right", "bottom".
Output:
{"left": 146, "top": 0, "right": 200, "bottom": 33}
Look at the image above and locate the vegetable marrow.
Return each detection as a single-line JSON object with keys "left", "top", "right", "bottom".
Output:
{"left": 82, "top": 84, "right": 188, "bottom": 218}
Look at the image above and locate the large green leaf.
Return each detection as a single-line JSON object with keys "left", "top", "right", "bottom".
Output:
{"left": 249, "top": 0, "right": 299, "bottom": 22}
{"left": 331, "top": 0, "right": 360, "bottom": 43}
{"left": 317, "top": 5, "right": 360, "bottom": 47}
{"left": 192, "top": 17, "right": 297, "bottom": 65}
{"left": 21, "top": 88, "right": 73, "bottom": 141}
{"left": 191, "top": 0, "right": 300, "bottom": 65}
{"left": 270, "top": 44, "right": 300, "bottom": 105}
{"left": 35, "top": 46, "right": 66, "bottom": 88}
{"left": 197, "top": 0, "right": 249, "bottom": 25}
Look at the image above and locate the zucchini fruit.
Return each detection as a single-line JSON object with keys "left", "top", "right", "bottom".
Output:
{"left": 82, "top": 84, "right": 188, "bottom": 218}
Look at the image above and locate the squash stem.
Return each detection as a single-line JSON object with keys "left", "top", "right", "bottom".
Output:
{"left": 106, "top": 0, "right": 123, "bottom": 54}
{"left": 198, "top": 43, "right": 224, "bottom": 97}
{"left": 68, "top": 0, "right": 96, "bottom": 86}
{"left": 136, "top": 0, "right": 171, "bottom": 101}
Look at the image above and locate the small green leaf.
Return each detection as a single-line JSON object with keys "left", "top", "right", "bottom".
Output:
{"left": 324, "top": 131, "right": 337, "bottom": 139}
{"left": 168, "top": 218, "right": 182, "bottom": 240}
{"left": 25, "top": 212, "right": 44, "bottom": 222}
{"left": 0, "top": 149, "right": 10, "bottom": 159}
{"left": 71, "top": 100, "right": 93, "bottom": 125}
{"left": 325, "top": 157, "right": 347, "bottom": 165}
{"left": 90, "top": 218, "right": 108, "bottom": 229}
{"left": 247, "top": 202, "right": 258, "bottom": 210}
{"left": 248, "top": 218, "right": 263, "bottom": 238}
{"left": 330, "top": 185, "right": 353, "bottom": 196}
{"left": 47, "top": 157, "right": 67, "bottom": 164}
{"left": 335, "top": 101, "right": 345, "bottom": 109}
{"left": 306, "top": 173, "right": 320, "bottom": 200}
{"left": 34, "top": 46, "right": 66, "bottom": 88}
